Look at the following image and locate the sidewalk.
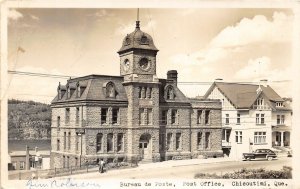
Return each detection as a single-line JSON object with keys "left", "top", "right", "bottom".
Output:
{"left": 57, "top": 157, "right": 236, "bottom": 179}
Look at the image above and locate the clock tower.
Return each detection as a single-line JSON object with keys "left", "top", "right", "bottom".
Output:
{"left": 118, "top": 20, "right": 161, "bottom": 162}
{"left": 118, "top": 20, "right": 159, "bottom": 82}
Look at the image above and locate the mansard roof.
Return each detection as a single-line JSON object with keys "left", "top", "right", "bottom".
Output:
{"left": 204, "top": 82, "right": 286, "bottom": 110}
{"left": 52, "top": 75, "right": 128, "bottom": 104}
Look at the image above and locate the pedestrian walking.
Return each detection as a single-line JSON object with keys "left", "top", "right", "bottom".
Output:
{"left": 99, "top": 159, "right": 105, "bottom": 173}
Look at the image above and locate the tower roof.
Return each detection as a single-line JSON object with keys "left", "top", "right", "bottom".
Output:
{"left": 117, "top": 21, "right": 158, "bottom": 54}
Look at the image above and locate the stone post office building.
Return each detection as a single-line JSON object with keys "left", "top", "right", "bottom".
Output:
{"left": 50, "top": 21, "right": 223, "bottom": 168}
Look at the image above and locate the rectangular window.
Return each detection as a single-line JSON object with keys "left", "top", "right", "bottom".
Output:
{"left": 175, "top": 133, "right": 181, "bottom": 150}
{"left": 197, "top": 110, "right": 202, "bottom": 124}
{"left": 237, "top": 114, "right": 240, "bottom": 124}
{"left": 204, "top": 132, "right": 210, "bottom": 149}
{"left": 197, "top": 132, "right": 203, "bottom": 150}
{"left": 261, "top": 114, "right": 265, "bottom": 124}
{"left": 171, "top": 109, "right": 178, "bottom": 124}
{"left": 67, "top": 156, "right": 69, "bottom": 168}
{"left": 117, "top": 133, "right": 124, "bottom": 152}
{"left": 139, "top": 109, "right": 144, "bottom": 125}
{"left": 64, "top": 132, "right": 66, "bottom": 150}
{"left": 76, "top": 107, "right": 80, "bottom": 124}
{"left": 75, "top": 157, "right": 78, "bottom": 167}
{"left": 68, "top": 132, "right": 71, "bottom": 150}
{"left": 65, "top": 108, "right": 70, "bottom": 124}
{"left": 63, "top": 156, "right": 65, "bottom": 168}
{"left": 256, "top": 113, "right": 265, "bottom": 124}
{"left": 277, "top": 115, "right": 280, "bottom": 124}
{"left": 235, "top": 131, "right": 242, "bottom": 143}
{"left": 12, "top": 162, "right": 17, "bottom": 170}
{"left": 112, "top": 108, "right": 119, "bottom": 124}
{"left": 225, "top": 114, "right": 229, "bottom": 125}
{"left": 254, "top": 132, "right": 267, "bottom": 144}
{"left": 162, "top": 110, "right": 167, "bottom": 125}
{"left": 167, "top": 133, "right": 173, "bottom": 151}
{"left": 205, "top": 110, "right": 210, "bottom": 125}
{"left": 96, "top": 133, "right": 103, "bottom": 152}
{"left": 57, "top": 139, "right": 60, "bottom": 151}
{"left": 147, "top": 109, "right": 153, "bottom": 125}
{"left": 281, "top": 115, "right": 285, "bottom": 124}
{"left": 101, "top": 108, "right": 108, "bottom": 124}
{"left": 20, "top": 161, "right": 25, "bottom": 170}
{"left": 57, "top": 116, "right": 61, "bottom": 128}
{"left": 256, "top": 114, "right": 260, "bottom": 124}
{"left": 107, "top": 133, "right": 113, "bottom": 152}
{"left": 75, "top": 134, "right": 79, "bottom": 152}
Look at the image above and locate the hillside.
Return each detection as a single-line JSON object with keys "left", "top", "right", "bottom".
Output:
{"left": 8, "top": 99, "right": 51, "bottom": 140}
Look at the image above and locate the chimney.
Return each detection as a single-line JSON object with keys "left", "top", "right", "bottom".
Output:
{"left": 167, "top": 70, "right": 178, "bottom": 85}
{"left": 260, "top": 79, "right": 268, "bottom": 87}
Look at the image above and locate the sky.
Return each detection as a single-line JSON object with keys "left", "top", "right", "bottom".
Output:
{"left": 7, "top": 8, "right": 294, "bottom": 103}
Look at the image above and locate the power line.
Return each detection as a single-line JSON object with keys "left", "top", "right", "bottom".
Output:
{"left": 7, "top": 70, "right": 292, "bottom": 84}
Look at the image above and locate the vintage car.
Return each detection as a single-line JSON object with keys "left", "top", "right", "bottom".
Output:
{"left": 242, "top": 149, "right": 277, "bottom": 161}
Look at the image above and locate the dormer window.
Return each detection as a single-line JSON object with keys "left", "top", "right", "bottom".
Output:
{"left": 165, "top": 85, "right": 175, "bottom": 100}
{"left": 105, "top": 82, "right": 116, "bottom": 98}
{"left": 125, "top": 36, "right": 131, "bottom": 46}
{"left": 58, "top": 90, "right": 62, "bottom": 100}
{"left": 276, "top": 102, "right": 283, "bottom": 107}
{"left": 140, "top": 35, "right": 149, "bottom": 45}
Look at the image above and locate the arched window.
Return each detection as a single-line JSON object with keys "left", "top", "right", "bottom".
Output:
{"left": 105, "top": 82, "right": 116, "bottom": 98}
{"left": 166, "top": 86, "right": 175, "bottom": 100}
{"left": 96, "top": 133, "right": 103, "bottom": 152}
{"left": 76, "top": 83, "right": 81, "bottom": 98}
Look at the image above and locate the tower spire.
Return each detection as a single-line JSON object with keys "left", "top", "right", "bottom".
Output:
{"left": 136, "top": 8, "right": 140, "bottom": 29}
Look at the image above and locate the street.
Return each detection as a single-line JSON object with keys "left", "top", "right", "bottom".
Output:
{"left": 59, "top": 157, "right": 291, "bottom": 179}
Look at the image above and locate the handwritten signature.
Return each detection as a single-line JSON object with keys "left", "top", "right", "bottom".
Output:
{"left": 26, "top": 178, "right": 101, "bottom": 189}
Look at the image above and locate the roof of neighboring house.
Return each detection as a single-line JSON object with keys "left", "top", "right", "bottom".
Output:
{"left": 204, "top": 82, "right": 287, "bottom": 110}
{"left": 9, "top": 150, "right": 50, "bottom": 157}
{"left": 8, "top": 140, "right": 51, "bottom": 152}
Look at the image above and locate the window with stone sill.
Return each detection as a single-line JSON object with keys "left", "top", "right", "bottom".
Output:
{"left": 175, "top": 133, "right": 182, "bottom": 150}
{"left": 96, "top": 133, "right": 103, "bottom": 152}
{"left": 197, "top": 132, "right": 203, "bottom": 150}
{"left": 57, "top": 139, "right": 60, "bottom": 151}
{"left": 171, "top": 109, "right": 178, "bottom": 125}
{"left": 117, "top": 133, "right": 124, "bottom": 152}
{"left": 65, "top": 108, "right": 70, "bottom": 124}
{"left": 204, "top": 132, "right": 210, "bottom": 149}
{"left": 167, "top": 133, "right": 173, "bottom": 151}
{"left": 76, "top": 107, "right": 80, "bottom": 124}
{"left": 112, "top": 108, "right": 120, "bottom": 124}
{"left": 161, "top": 110, "right": 168, "bottom": 125}
{"left": 205, "top": 110, "right": 210, "bottom": 125}
{"left": 107, "top": 133, "right": 114, "bottom": 152}
{"left": 101, "top": 108, "right": 108, "bottom": 124}
{"left": 197, "top": 110, "right": 202, "bottom": 124}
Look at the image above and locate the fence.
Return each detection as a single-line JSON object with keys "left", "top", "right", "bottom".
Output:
{"left": 8, "top": 160, "right": 139, "bottom": 180}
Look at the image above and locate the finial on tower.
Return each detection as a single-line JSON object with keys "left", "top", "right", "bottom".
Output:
{"left": 136, "top": 8, "right": 140, "bottom": 29}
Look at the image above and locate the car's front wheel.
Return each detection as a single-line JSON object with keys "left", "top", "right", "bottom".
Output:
{"left": 267, "top": 156, "right": 273, "bottom": 161}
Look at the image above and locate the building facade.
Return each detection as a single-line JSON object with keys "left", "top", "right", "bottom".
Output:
{"left": 50, "top": 21, "right": 223, "bottom": 168}
{"left": 204, "top": 82, "right": 292, "bottom": 159}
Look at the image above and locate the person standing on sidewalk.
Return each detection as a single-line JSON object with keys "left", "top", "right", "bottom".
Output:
{"left": 99, "top": 159, "right": 105, "bottom": 173}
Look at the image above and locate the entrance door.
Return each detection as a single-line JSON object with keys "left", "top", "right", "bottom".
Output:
{"left": 139, "top": 134, "right": 152, "bottom": 160}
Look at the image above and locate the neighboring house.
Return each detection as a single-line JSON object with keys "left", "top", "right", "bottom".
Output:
{"left": 204, "top": 82, "right": 292, "bottom": 159}
{"left": 8, "top": 140, "right": 51, "bottom": 170}
{"left": 50, "top": 21, "right": 223, "bottom": 169}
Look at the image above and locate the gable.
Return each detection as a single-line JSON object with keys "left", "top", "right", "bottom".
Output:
{"left": 207, "top": 86, "right": 235, "bottom": 110}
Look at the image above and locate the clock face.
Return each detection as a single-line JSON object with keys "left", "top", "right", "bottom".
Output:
{"left": 139, "top": 58, "right": 150, "bottom": 71}
{"left": 123, "top": 59, "right": 130, "bottom": 71}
